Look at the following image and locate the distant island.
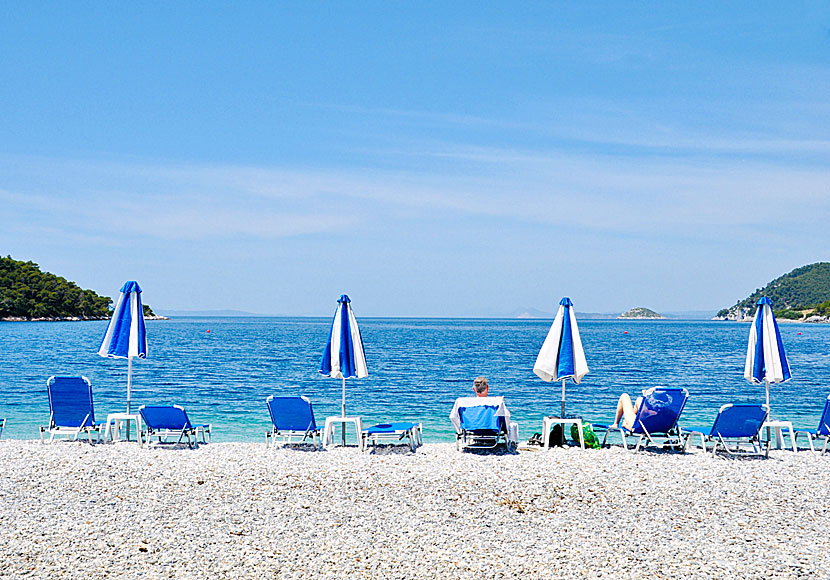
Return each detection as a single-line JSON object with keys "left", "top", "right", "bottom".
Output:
{"left": 0, "top": 255, "right": 162, "bottom": 321}
{"left": 618, "top": 307, "right": 665, "bottom": 319}
{"left": 715, "top": 262, "right": 830, "bottom": 323}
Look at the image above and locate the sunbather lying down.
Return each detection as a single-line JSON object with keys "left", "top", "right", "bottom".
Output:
{"left": 611, "top": 387, "right": 675, "bottom": 430}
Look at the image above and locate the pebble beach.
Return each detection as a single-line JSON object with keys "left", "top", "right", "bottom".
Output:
{"left": 1, "top": 440, "right": 828, "bottom": 579}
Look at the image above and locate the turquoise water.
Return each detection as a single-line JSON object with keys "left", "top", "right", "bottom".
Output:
{"left": 1, "top": 317, "right": 828, "bottom": 442}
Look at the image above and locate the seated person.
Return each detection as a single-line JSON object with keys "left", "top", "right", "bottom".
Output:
{"left": 450, "top": 376, "right": 518, "bottom": 443}
{"left": 611, "top": 387, "right": 674, "bottom": 430}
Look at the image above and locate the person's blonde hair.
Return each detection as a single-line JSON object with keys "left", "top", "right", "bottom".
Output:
{"left": 473, "top": 376, "right": 489, "bottom": 394}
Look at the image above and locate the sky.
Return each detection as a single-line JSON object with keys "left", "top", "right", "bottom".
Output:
{"left": 2, "top": 3, "right": 829, "bottom": 317}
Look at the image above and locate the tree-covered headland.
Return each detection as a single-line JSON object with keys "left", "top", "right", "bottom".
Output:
{"left": 0, "top": 256, "right": 157, "bottom": 320}
{"left": 716, "top": 262, "right": 830, "bottom": 321}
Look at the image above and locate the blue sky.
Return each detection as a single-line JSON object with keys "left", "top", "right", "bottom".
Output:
{"left": 2, "top": 3, "right": 829, "bottom": 316}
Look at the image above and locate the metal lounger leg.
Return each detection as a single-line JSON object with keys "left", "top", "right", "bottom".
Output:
{"left": 634, "top": 422, "right": 653, "bottom": 453}
{"left": 807, "top": 433, "right": 815, "bottom": 453}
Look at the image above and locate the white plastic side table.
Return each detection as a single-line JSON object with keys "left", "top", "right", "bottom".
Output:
{"left": 762, "top": 420, "right": 797, "bottom": 452}
{"left": 542, "top": 417, "right": 585, "bottom": 449}
{"left": 103, "top": 413, "right": 143, "bottom": 443}
{"left": 323, "top": 416, "right": 364, "bottom": 451}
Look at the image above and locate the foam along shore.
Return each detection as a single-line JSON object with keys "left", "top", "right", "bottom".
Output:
{"left": 0, "top": 441, "right": 827, "bottom": 579}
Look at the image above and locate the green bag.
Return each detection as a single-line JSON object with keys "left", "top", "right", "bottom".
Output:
{"left": 571, "top": 422, "right": 601, "bottom": 449}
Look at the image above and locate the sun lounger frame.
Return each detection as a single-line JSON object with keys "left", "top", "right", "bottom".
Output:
{"left": 39, "top": 376, "right": 102, "bottom": 444}
{"left": 683, "top": 404, "right": 769, "bottom": 457}
{"left": 138, "top": 405, "right": 210, "bottom": 449}
{"left": 0, "top": 418, "right": 5, "bottom": 439}
{"left": 265, "top": 395, "right": 322, "bottom": 449}
{"left": 455, "top": 404, "right": 511, "bottom": 451}
{"left": 791, "top": 394, "right": 830, "bottom": 454}
{"left": 361, "top": 422, "right": 423, "bottom": 451}
{"left": 598, "top": 387, "right": 689, "bottom": 452}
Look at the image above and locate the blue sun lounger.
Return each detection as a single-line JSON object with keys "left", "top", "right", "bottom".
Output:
{"left": 138, "top": 405, "right": 211, "bottom": 448}
{"left": 265, "top": 395, "right": 322, "bottom": 448}
{"left": 362, "top": 422, "right": 423, "bottom": 451}
{"left": 791, "top": 395, "right": 830, "bottom": 454}
{"left": 450, "top": 397, "right": 515, "bottom": 451}
{"left": 683, "top": 404, "right": 769, "bottom": 456}
{"left": 39, "top": 376, "right": 102, "bottom": 443}
{"left": 596, "top": 387, "right": 689, "bottom": 452}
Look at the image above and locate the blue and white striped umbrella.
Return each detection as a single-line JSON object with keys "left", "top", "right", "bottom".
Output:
{"left": 744, "top": 296, "right": 791, "bottom": 413}
{"left": 533, "top": 297, "right": 589, "bottom": 418}
{"left": 320, "top": 294, "right": 368, "bottom": 420}
{"left": 98, "top": 281, "right": 147, "bottom": 414}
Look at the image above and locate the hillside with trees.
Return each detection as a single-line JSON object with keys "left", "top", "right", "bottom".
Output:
{"left": 0, "top": 256, "right": 112, "bottom": 319}
{"left": 716, "top": 262, "right": 830, "bottom": 320}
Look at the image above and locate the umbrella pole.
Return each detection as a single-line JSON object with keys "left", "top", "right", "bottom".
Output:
{"left": 126, "top": 357, "right": 133, "bottom": 440}
{"left": 561, "top": 379, "right": 566, "bottom": 418}
{"left": 341, "top": 376, "right": 346, "bottom": 447}
{"left": 765, "top": 379, "right": 771, "bottom": 452}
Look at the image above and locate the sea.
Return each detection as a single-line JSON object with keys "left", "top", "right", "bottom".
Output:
{"left": 1, "top": 317, "right": 828, "bottom": 443}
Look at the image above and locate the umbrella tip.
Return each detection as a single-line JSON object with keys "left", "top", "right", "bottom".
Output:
{"left": 338, "top": 294, "right": 351, "bottom": 304}
{"left": 560, "top": 297, "right": 573, "bottom": 306}
{"left": 756, "top": 297, "right": 772, "bottom": 306}
{"left": 120, "top": 280, "right": 142, "bottom": 293}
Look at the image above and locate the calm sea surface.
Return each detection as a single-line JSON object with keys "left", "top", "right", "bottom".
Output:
{"left": 1, "top": 317, "right": 828, "bottom": 442}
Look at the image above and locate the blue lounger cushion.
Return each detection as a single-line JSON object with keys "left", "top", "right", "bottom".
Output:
{"left": 458, "top": 405, "right": 502, "bottom": 433}
{"left": 267, "top": 396, "right": 318, "bottom": 433}
{"left": 40, "top": 376, "right": 101, "bottom": 443}
{"left": 265, "top": 395, "right": 322, "bottom": 447}
{"left": 365, "top": 422, "right": 419, "bottom": 434}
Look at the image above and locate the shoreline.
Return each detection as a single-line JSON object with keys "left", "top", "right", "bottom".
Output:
{"left": 1, "top": 440, "right": 827, "bottom": 578}
{"left": 1, "top": 315, "right": 169, "bottom": 322}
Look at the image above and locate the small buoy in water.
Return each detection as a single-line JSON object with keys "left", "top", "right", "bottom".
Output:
{"left": 624, "top": 331, "right": 628, "bottom": 335}
{"left": 207, "top": 330, "right": 211, "bottom": 334}
{"left": 798, "top": 332, "right": 801, "bottom": 335}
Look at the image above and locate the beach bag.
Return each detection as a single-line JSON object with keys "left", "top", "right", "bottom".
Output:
{"left": 571, "top": 422, "right": 601, "bottom": 449}
{"left": 548, "top": 424, "right": 565, "bottom": 447}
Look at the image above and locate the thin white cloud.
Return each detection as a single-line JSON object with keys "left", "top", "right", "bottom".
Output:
{"left": 2, "top": 146, "right": 829, "bottom": 245}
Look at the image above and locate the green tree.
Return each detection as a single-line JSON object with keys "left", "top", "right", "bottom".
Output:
{"left": 0, "top": 256, "right": 112, "bottom": 319}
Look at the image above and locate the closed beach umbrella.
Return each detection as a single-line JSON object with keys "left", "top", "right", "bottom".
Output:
{"left": 320, "top": 294, "right": 368, "bottom": 444}
{"left": 98, "top": 281, "right": 147, "bottom": 415}
{"left": 533, "top": 297, "right": 589, "bottom": 418}
{"left": 744, "top": 297, "right": 791, "bottom": 414}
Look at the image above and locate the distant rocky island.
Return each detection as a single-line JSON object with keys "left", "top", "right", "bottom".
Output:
{"left": 0, "top": 255, "right": 163, "bottom": 321}
{"left": 618, "top": 307, "right": 665, "bottom": 320}
{"left": 715, "top": 262, "right": 830, "bottom": 323}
